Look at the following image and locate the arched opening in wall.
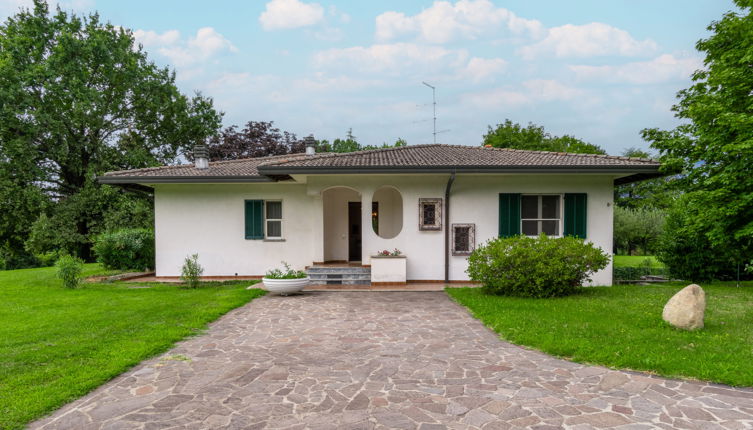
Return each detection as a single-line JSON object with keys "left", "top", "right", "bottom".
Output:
{"left": 372, "top": 186, "right": 403, "bottom": 239}
{"left": 322, "top": 186, "right": 362, "bottom": 262}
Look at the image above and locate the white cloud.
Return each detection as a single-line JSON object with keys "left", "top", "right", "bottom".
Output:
{"left": 375, "top": 0, "right": 543, "bottom": 44}
{"left": 328, "top": 4, "right": 350, "bottom": 23}
{"left": 460, "top": 57, "right": 507, "bottom": 82}
{"left": 134, "top": 27, "right": 237, "bottom": 67}
{"left": 569, "top": 54, "right": 701, "bottom": 84}
{"left": 133, "top": 29, "right": 180, "bottom": 47}
{"left": 461, "top": 87, "right": 530, "bottom": 109}
{"left": 519, "top": 22, "right": 658, "bottom": 60}
{"left": 259, "top": 0, "right": 324, "bottom": 30}
{"left": 462, "top": 79, "right": 582, "bottom": 109}
{"left": 522, "top": 79, "right": 582, "bottom": 101}
{"left": 313, "top": 43, "right": 468, "bottom": 76}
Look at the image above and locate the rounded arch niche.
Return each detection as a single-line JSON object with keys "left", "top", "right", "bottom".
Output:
{"left": 372, "top": 186, "right": 403, "bottom": 239}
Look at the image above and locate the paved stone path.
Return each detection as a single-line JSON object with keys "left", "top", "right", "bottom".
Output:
{"left": 33, "top": 292, "right": 753, "bottom": 429}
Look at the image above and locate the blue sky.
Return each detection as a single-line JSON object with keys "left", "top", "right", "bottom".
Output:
{"left": 1, "top": 0, "right": 738, "bottom": 154}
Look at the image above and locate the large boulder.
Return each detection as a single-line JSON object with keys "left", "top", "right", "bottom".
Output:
{"left": 662, "top": 284, "right": 706, "bottom": 330}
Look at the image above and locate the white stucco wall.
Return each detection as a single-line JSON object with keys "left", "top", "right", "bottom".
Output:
{"left": 154, "top": 183, "right": 317, "bottom": 277}
{"left": 152, "top": 173, "right": 615, "bottom": 285}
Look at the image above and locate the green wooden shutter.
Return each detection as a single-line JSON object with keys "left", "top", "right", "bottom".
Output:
{"left": 564, "top": 193, "right": 587, "bottom": 239}
{"left": 244, "top": 200, "right": 264, "bottom": 239}
{"left": 498, "top": 193, "right": 521, "bottom": 237}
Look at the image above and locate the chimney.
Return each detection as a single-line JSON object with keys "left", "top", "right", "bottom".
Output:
{"left": 194, "top": 144, "right": 209, "bottom": 169}
{"left": 304, "top": 135, "right": 316, "bottom": 156}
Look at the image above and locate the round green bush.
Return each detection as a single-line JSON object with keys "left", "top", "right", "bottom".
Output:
{"left": 92, "top": 229, "right": 155, "bottom": 271}
{"left": 466, "top": 234, "right": 610, "bottom": 298}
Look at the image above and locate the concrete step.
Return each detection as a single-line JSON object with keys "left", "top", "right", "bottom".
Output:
{"left": 306, "top": 266, "right": 370, "bottom": 274}
{"left": 321, "top": 279, "right": 371, "bottom": 285}
{"left": 306, "top": 265, "right": 371, "bottom": 285}
{"left": 308, "top": 273, "right": 371, "bottom": 281}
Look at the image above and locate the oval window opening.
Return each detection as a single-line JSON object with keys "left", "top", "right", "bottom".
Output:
{"left": 372, "top": 186, "right": 403, "bottom": 239}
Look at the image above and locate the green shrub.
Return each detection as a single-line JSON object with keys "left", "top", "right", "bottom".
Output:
{"left": 264, "top": 261, "right": 307, "bottom": 279}
{"left": 467, "top": 234, "right": 610, "bottom": 298}
{"left": 55, "top": 255, "right": 84, "bottom": 289}
{"left": 36, "top": 251, "right": 61, "bottom": 267}
{"left": 655, "top": 197, "right": 743, "bottom": 282}
{"left": 180, "top": 254, "right": 203, "bottom": 288}
{"left": 92, "top": 229, "right": 154, "bottom": 271}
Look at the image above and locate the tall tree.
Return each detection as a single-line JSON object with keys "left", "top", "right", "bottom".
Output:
{"left": 205, "top": 121, "right": 300, "bottom": 161}
{"left": 0, "top": 1, "right": 222, "bottom": 260}
{"left": 483, "top": 119, "right": 607, "bottom": 154}
{"left": 642, "top": 0, "right": 753, "bottom": 263}
{"left": 613, "top": 147, "right": 678, "bottom": 210}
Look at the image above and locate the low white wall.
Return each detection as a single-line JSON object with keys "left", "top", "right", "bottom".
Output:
{"left": 153, "top": 174, "right": 615, "bottom": 285}
{"left": 370, "top": 257, "right": 407, "bottom": 283}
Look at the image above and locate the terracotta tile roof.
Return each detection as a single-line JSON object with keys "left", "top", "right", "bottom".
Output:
{"left": 258, "top": 144, "right": 660, "bottom": 171}
{"left": 102, "top": 153, "right": 308, "bottom": 179}
{"left": 100, "top": 144, "right": 660, "bottom": 183}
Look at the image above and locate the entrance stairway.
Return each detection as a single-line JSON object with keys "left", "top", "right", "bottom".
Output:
{"left": 306, "top": 265, "right": 371, "bottom": 285}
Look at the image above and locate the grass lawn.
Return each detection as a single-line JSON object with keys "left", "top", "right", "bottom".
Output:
{"left": 0, "top": 264, "right": 265, "bottom": 430}
{"left": 613, "top": 255, "right": 664, "bottom": 268}
{"left": 447, "top": 281, "right": 753, "bottom": 387}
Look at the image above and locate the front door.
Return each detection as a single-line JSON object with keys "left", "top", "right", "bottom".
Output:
{"left": 348, "top": 202, "right": 361, "bottom": 262}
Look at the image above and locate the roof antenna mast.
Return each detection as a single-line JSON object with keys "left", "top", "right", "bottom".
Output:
{"left": 422, "top": 81, "right": 437, "bottom": 144}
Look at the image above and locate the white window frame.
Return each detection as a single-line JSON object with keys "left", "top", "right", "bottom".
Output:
{"left": 264, "top": 200, "right": 283, "bottom": 239}
{"left": 520, "top": 194, "right": 563, "bottom": 237}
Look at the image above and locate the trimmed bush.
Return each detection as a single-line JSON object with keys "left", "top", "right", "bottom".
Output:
{"left": 467, "top": 234, "right": 610, "bottom": 298}
{"left": 92, "top": 229, "right": 154, "bottom": 271}
{"left": 180, "top": 254, "right": 203, "bottom": 288}
{"left": 55, "top": 255, "right": 84, "bottom": 289}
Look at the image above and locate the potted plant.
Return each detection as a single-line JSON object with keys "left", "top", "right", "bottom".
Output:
{"left": 262, "top": 261, "right": 310, "bottom": 295}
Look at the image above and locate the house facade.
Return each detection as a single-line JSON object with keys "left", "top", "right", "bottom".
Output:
{"left": 100, "top": 144, "right": 661, "bottom": 286}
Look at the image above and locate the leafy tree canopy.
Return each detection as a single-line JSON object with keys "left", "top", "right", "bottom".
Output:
{"left": 482, "top": 119, "right": 606, "bottom": 154}
{"left": 614, "top": 147, "right": 678, "bottom": 210}
{"left": 205, "top": 121, "right": 302, "bottom": 161}
{"left": 205, "top": 124, "right": 408, "bottom": 160}
{"left": 0, "top": 0, "right": 222, "bottom": 261}
{"left": 642, "top": 0, "right": 753, "bottom": 254}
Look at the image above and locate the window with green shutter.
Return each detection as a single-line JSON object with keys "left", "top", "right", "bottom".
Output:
{"left": 563, "top": 193, "right": 587, "bottom": 239}
{"left": 498, "top": 193, "right": 521, "bottom": 237}
{"left": 244, "top": 200, "right": 264, "bottom": 239}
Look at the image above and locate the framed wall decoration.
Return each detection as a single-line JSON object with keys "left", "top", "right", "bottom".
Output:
{"left": 418, "top": 198, "right": 442, "bottom": 231}
{"left": 451, "top": 223, "right": 475, "bottom": 256}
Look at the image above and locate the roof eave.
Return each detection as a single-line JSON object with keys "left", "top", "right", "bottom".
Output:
{"left": 613, "top": 172, "right": 666, "bottom": 186}
{"left": 257, "top": 165, "right": 662, "bottom": 175}
{"left": 97, "top": 175, "right": 276, "bottom": 184}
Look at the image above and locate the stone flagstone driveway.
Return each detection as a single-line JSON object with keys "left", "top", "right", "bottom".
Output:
{"left": 33, "top": 292, "right": 753, "bottom": 429}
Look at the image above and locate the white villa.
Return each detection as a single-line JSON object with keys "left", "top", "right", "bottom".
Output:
{"left": 100, "top": 142, "right": 661, "bottom": 286}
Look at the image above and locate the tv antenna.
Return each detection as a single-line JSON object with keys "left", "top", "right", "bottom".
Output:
{"left": 422, "top": 81, "right": 449, "bottom": 144}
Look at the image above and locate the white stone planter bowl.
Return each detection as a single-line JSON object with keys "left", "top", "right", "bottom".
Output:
{"left": 262, "top": 277, "right": 310, "bottom": 295}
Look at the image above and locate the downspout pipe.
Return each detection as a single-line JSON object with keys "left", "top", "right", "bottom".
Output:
{"left": 444, "top": 171, "right": 456, "bottom": 283}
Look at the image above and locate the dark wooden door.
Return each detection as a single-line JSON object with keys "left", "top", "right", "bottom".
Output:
{"left": 348, "top": 202, "right": 361, "bottom": 262}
